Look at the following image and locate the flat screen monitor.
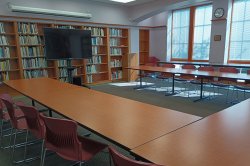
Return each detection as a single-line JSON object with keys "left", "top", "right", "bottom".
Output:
{"left": 44, "top": 28, "right": 92, "bottom": 60}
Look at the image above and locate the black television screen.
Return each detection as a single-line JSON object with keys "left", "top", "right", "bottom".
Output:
{"left": 44, "top": 28, "right": 92, "bottom": 60}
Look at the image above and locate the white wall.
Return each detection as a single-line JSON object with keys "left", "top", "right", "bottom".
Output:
{"left": 0, "top": 0, "right": 132, "bottom": 25}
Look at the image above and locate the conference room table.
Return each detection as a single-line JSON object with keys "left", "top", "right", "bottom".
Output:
{"left": 131, "top": 98, "right": 250, "bottom": 166}
{"left": 4, "top": 78, "right": 201, "bottom": 150}
{"left": 127, "top": 65, "right": 250, "bottom": 101}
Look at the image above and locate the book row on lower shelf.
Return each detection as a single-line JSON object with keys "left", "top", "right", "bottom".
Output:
{"left": 19, "top": 35, "right": 43, "bottom": 45}
{"left": 22, "top": 58, "right": 47, "bottom": 69}
{"left": 110, "top": 59, "right": 122, "bottom": 67}
{"left": 110, "top": 48, "right": 122, "bottom": 55}
{"left": 87, "top": 56, "right": 102, "bottom": 64}
{"left": 109, "top": 28, "right": 122, "bottom": 37}
{"left": 0, "top": 47, "right": 10, "bottom": 58}
{"left": 0, "top": 72, "right": 9, "bottom": 81}
{"left": 86, "top": 65, "right": 98, "bottom": 74}
{"left": 111, "top": 70, "right": 122, "bottom": 80}
{"left": 84, "top": 27, "right": 105, "bottom": 36}
{"left": 0, "top": 23, "right": 5, "bottom": 33}
{"left": 24, "top": 69, "right": 48, "bottom": 79}
{"left": 20, "top": 46, "right": 44, "bottom": 57}
{"left": 0, "top": 35, "right": 8, "bottom": 45}
{"left": 58, "top": 60, "right": 67, "bottom": 67}
{"left": 91, "top": 37, "right": 104, "bottom": 45}
{"left": 0, "top": 61, "right": 10, "bottom": 71}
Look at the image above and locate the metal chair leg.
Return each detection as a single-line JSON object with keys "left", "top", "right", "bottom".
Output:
{"left": 23, "top": 130, "right": 29, "bottom": 162}
{"left": 11, "top": 129, "right": 17, "bottom": 162}
{"left": 40, "top": 148, "right": 47, "bottom": 166}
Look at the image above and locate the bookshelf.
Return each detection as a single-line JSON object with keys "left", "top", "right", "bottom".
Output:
{"left": 0, "top": 17, "right": 131, "bottom": 86}
{"left": 139, "top": 29, "right": 149, "bottom": 65}
{"left": 109, "top": 28, "right": 129, "bottom": 81}
{"left": 0, "top": 21, "right": 21, "bottom": 83}
{"left": 17, "top": 22, "right": 56, "bottom": 79}
{"left": 84, "top": 26, "right": 109, "bottom": 84}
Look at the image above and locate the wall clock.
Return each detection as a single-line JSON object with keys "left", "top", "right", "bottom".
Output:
{"left": 214, "top": 8, "right": 224, "bottom": 18}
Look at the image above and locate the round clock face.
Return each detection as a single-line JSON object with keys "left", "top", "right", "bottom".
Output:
{"left": 214, "top": 8, "right": 224, "bottom": 18}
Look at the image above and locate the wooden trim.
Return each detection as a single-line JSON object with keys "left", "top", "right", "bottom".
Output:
{"left": 228, "top": 60, "right": 250, "bottom": 64}
{"left": 188, "top": 6, "right": 195, "bottom": 61}
{"left": 211, "top": 18, "right": 227, "bottom": 22}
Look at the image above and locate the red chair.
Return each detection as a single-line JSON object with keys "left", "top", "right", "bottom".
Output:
{"left": 40, "top": 114, "right": 107, "bottom": 166}
{"left": 109, "top": 146, "right": 163, "bottom": 166}
{"left": 211, "top": 67, "right": 239, "bottom": 102}
{"left": 15, "top": 102, "right": 45, "bottom": 163}
{"left": 156, "top": 64, "right": 175, "bottom": 92}
{"left": 0, "top": 94, "right": 28, "bottom": 163}
{"left": 233, "top": 70, "right": 250, "bottom": 101}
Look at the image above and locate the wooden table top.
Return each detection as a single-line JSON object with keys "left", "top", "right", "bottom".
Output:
{"left": 127, "top": 65, "right": 250, "bottom": 80}
{"left": 132, "top": 99, "right": 250, "bottom": 166}
{"left": 4, "top": 78, "right": 201, "bottom": 150}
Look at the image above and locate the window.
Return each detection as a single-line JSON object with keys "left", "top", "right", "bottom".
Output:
{"left": 171, "top": 5, "right": 212, "bottom": 61}
{"left": 172, "top": 9, "right": 190, "bottom": 59}
{"left": 193, "top": 5, "right": 212, "bottom": 60}
{"left": 229, "top": 0, "right": 250, "bottom": 62}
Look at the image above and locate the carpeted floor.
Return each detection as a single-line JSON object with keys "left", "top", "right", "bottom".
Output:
{"left": 0, "top": 80, "right": 249, "bottom": 166}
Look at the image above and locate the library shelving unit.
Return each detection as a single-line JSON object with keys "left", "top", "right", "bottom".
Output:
{"left": 53, "top": 24, "right": 84, "bottom": 82}
{"left": 83, "top": 26, "right": 109, "bottom": 84}
{"left": 109, "top": 28, "right": 129, "bottom": 81}
{"left": 0, "top": 21, "right": 21, "bottom": 83}
{"left": 139, "top": 29, "right": 149, "bottom": 65}
{"left": 17, "top": 22, "right": 56, "bottom": 79}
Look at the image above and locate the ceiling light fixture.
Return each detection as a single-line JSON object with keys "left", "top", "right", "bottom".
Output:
{"left": 110, "top": 0, "right": 136, "bottom": 3}
{"left": 8, "top": 3, "right": 92, "bottom": 19}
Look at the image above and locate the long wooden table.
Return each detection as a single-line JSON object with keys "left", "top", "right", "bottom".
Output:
{"left": 127, "top": 65, "right": 250, "bottom": 101}
{"left": 4, "top": 78, "right": 201, "bottom": 150}
{"left": 132, "top": 98, "right": 250, "bottom": 166}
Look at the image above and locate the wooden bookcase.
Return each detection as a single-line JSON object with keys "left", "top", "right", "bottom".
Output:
{"left": 0, "top": 17, "right": 130, "bottom": 85}
{"left": 17, "top": 22, "right": 56, "bottom": 79}
{"left": 84, "top": 26, "right": 109, "bottom": 84}
{"left": 0, "top": 21, "right": 21, "bottom": 82}
{"left": 139, "top": 29, "right": 149, "bottom": 65}
{"left": 109, "top": 28, "right": 129, "bottom": 81}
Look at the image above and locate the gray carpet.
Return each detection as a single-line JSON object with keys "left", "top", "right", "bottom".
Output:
{"left": 0, "top": 80, "right": 249, "bottom": 166}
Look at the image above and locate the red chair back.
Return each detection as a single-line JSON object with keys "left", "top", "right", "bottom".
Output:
{"left": 0, "top": 94, "right": 19, "bottom": 128}
{"left": 0, "top": 98, "right": 4, "bottom": 120}
{"left": 39, "top": 114, "right": 82, "bottom": 161}
{"left": 16, "top": 103, "right": 44, "bottom": 139}
{"left": 162, "top": 64, "right": 175, "bottom": 68}
{"left": 219, "top": 67, "right": 238, "bottom": 73}
{"left": 247, "top": 70, "right": 250, "bottom": 75}
{"left": 198, "top": 66, "right": 214, "bottom": 72}
{"left": 109, "top": 147, "right": 162, "bottom": 166}
{"left": 182, "top": 64, "right": 196, "bottom": 70}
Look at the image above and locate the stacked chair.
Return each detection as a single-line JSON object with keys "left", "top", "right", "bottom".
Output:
{"left": 156, "top": 64, "right": 175, "bottom": 93}
{"left": 211, "top": 67, "right": 239, "bottom": 102}
{"left": 190, "top": 66, "right": 215, "bottom": 97}
{"left": 174, "top": 64, "right": 196, "bottom": 97}
{"left": 232, "top": 70, "right": 250, "bottom": 102}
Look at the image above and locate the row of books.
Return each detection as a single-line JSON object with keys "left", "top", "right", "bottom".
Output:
{"left": 0, "top": 23, "right": 5, "bottom": 33}
{"left": 18, "top": 23, "right": 38, "bottom": 34}
{"left": 110, "top": 38, "right": 121, "bottom": 46}
{"left": 0, "top": 47, "right": 10, "bottom": 58}
{"left": 87, "top": 56, "right": 102, "bottom": 64}
{"left": 0, "top": 72, "right": 9, "bottom": 82}
{"left": 0, "top": 61, "right": 10, "bottom": 71}
{"left": 111, "top": 70, "right": 122, "bottom": 80}
{"left": 86, "top": 65, "right": 98, "bottom": 74}
{"left": 58, "top": 60, "right": 67, "bottom": 67}
{"left": 92, "top": 46, "right": 101, "bottom": 55}
{"left": 59, "top": 77, "right": 68, "bottom": 82}
{"left": 0, "top": 36, "right": 8, "bottom": 45}
{"left": 92, "top": 37, "right": 104, "bottom": 45}
{"left": 84, "top": 27, "right": 105, "bottom": 36}
{"left": 22, "top": 58, "right": 47, "bottom": 69}
{"left": 20, "top": 46, "right": 44, "bottom": 57}
{"left": 110, "top": 48, "right": 122, "bottom": 55}
{"left": 23, "top": 69, "right": 48, "bottom": 79}
{"left": 110, "top": 59, "right": 122, "bottom": 67}
{"left": 109, "top": 28, "right": 122, "bottom": 37}
{"left": 55, "top": 25, "right": 76, "bottom": 29}
{"left": 19, "top": 36, "right": 43, "bottom": 45}
{"left": 86, "top": 75, "right": 93, "bottom": 83}
{"left": 59, "top": 68, "right": 68, "bottom": 77}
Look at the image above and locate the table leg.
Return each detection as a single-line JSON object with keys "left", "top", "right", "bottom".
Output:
{"left": 194, "top": 77, "right": 208, "bottom": 102}
{"left": 49, "top": 109, "right": 52, "bottom": 117}
{"left": 31, "top": 100, "right": 35, "bottom": 106}
{"left": 165, "top": 74, "right": 176, "bottom": 96}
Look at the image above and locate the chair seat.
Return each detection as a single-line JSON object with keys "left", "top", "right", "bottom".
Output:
{"left": 211, "top": 81, "right": 235, "bottom": 87}
{"left": 156, "top": 75, "right": 171, "bottom": 79}
{"left": 16, "top": 118, "right": 28, "bottom": 130}
{"left": 234, "top": 84, "right": 250, "bottom": 90}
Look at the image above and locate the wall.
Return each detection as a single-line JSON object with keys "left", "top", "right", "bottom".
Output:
{"left": 0, "top": 0, "right": 131, "bottom": 25}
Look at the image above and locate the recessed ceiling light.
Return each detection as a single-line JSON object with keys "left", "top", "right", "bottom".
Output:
{"left": 110, "top": 0, "right": 135, "bottom": 3}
